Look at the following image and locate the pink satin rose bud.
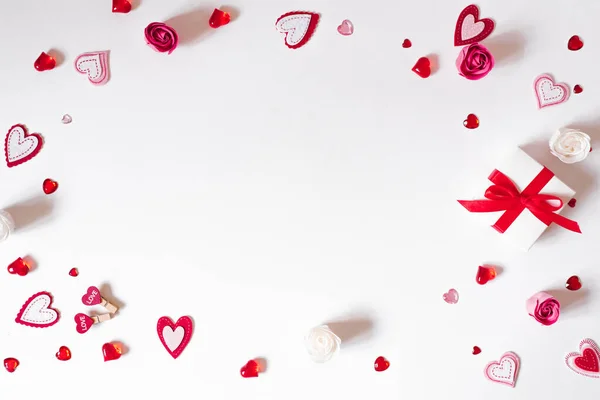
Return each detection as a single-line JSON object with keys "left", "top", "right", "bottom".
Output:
{"left": 145, "top": 22, "right": 179, "bottom": 54}
{"left": 526, "top": 292, "right": 560, "bottom": 326}
{"left": 456, "top": 43, "right": 494, "bottom": 81}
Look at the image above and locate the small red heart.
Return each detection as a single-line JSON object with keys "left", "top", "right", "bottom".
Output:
{"left": 463, "top": 114, "right": 479, "bottom": 129}
{"left": 102, "top": 343, "right": 122, "bottom": 362}
{"left": 573, "top": 85, "right": 583, "bottom": 94}
{"left": 69, "top": 267, "right": 79, "bottom": 277}
{"left": 574, "top": 348, "right": 599, "bottom": 372}
{"left": 82, "top": 286, "right": 102, "bottom": 306}
{"left": 412, "top": 57, "right": 431, "bottom": 78}
{"left": 568, "top": 198, "right": 577, "bottom": 208}
{"left": 4, "top": 358, "right": 19, "bottom": 372}
{"left": 472, "top": 346, "right": 481, "bottom": 355}
{"left": 240, "top": 359, "right": 259, "bottom": 378}
{"left": 568, "top": 35, "right": 584, "bottom": 51}
{"left": 7, "top": 257, "right": 30, "bottom": 276}
{"left": 209, "top": 8, "right": 231, "bottom": 28}
{"left": 374, "top": 356, "right": 390, "bottom": 372}
{"left": 476, "top": 265, "right": 496, "bottom": 285}
{"left": 43, "top": 178, "right": 58, "bottom": 194}
{"left": 112, "top": 0, "right": 131, "bottom": 13}
{"left": 566, "top": 275, "right": 582, "bottom": 291}
{"left": 402, "top": 39, "right": 412, "bottom": 48}
{"left": 34, "top": 52, "right": 56, "bottom": 72}
{"left": 74, "top": 313, "right": 95, "bottom": 334}
{"left": 56, "top": 346, "right": 72, "bottom": 361}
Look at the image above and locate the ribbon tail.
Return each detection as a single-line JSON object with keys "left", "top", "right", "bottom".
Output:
{"left": 458, "top": 199, "right": 518, "bottom": 213}
{"left": 529, "top": 209, "right": 582, "bottom": 233}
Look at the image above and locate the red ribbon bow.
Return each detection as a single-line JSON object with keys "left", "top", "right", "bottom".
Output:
{"left": 458, "top": 168, "right": 581, "bottom": 234}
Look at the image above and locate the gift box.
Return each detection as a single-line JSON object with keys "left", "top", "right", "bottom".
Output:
{"left": 458, "top": 148, "right": 580, "bottom": 251}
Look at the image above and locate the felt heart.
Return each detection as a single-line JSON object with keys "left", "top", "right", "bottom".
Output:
{"left": 565, "top": 339, "right": 600, "bottom": 378}
{"left": 74, "top": 313, "right": 95, "bottom": 334}
{"left": 534, "top": 74, "right": 569, "bottom": 109}
{"left": 276, "top": 11, "right": 319, "bottom": 49}
{"left": 484, "top": 352, "right": 520, "bottom": 387}
{"left": 15, "top": 291, "right": 60, "bottom": 328}
{"left": 82, "top": 286, "right": 102, "bottom": 306}
{"left": 157, "top": 316, "right": 194, "bottom": 359}
{"left": 454, "top": 4, "right": 495, "bottom": 46}
{"left": 412, "top": 57, "right": 431, "bottom": 78}
{"left": 337, "top": 19, "right": 354, "bottom": 36}
{"left": 74, "top": 51, "right": 110, "bottom": 86}
{"left": 4, "top": 124, "right": 43, "bottom": 168}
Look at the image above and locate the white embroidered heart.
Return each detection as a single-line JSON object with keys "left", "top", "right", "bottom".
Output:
{"left": 484, "top": 352, "right": 519, "bottom": 387}
{"left": 74, "top": 51, "right": 110, "bottom": 86}
{"left": 461, "top": 15, "right": 485, "bottom": 41}
{"left": 565, "top": 339, "right": 600, "bottom": 378}
{"left": 276, "top": 12, "right": 319, "bottom": 49}
{"left": 15, "top": 292, "right": 60, "bottom": 328}
{"left": 4, "top": 124, "right": 43, "bottom": 167}
{"left": 534, "top": 74, "right": 569, "bottom": 109}
{"left": 162, "top": 326, "right": 185, "bottom": 351}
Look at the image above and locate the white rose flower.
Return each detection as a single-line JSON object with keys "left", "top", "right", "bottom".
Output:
{"left": 304, "top": 325, "right": 341, "bottom": 363}
{"left": 549, "top": 128, "right": 591, "bottom": 164}
{"left": 0, "top": 210, "right": 14, "bottom": 242}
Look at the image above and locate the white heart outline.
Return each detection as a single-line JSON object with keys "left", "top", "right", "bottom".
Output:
{"left": 534, "top": 74, "right": 570, "bottom": 109}
{"left": 15, "top": 291, "right": 60, "bottom": 328}
{"left": 484, "top": 352, "right": 519, "bottom": 387}
{"left": 275, "top": 11, "right": 319, "bottom": 49}
{"left": 74, "top": 51, "right": 110, "bottom": 86}
{"left": 4, "top": 124, "right": 43, "bottom": 167}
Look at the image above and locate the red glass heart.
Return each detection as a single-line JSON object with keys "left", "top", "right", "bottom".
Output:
{"left": 574, "top": 348, "right": 599, "bottom": 372}
{"left": 102, "top": 343, "right": 122, "bottom": 362}
{"left": 568, "top": 198, "right": 577, "bottom": 208}
{"left": 112, "top": 0, "right": 131, "bottom": 13}
{"left": 472, "top": 346, "right": 481, "bottom": 355}
{"left": 374, "top": 356, "right": 390, "bottom": 372}
{"left": 56, "top": 346, "right": 72, "bottom": 361}
{"left": 69, "top": 268, "right": 79, "bottom": 277}
{"left": 402, "top": 39, "right": 412, "bottom": 48}
{"left": 574, "top": 85, "right": 583, "bottom": 94}
{"left": 43, "top": 178, "right": 58, "bottom": 194}
{"left": 568, "top": 35, "right": 583, "bottom": 51}
{"left": 463, "top": 114, "right": 479, "bottom": 129}
{"left": 7, "top": 257, "right": 30, "bottom": 276}
{"left": 476, "top": 265, "right": 496, "bottom": 285}
{"left": 240, "top": 360, "right": 259, "bottom": 378}
{"left": 34, "top": 52, "right": 56, "bottom": 72}
{"left": 209, "top": 8, "right": 231, "bottom": 28}
{"left": 412, "top": 57, "right": 431, "bottom": 78}
{"left": 4, "top": 358, "right": 19, "bottom": 372}
{"left": 566, "top": 276, "right": 582, "bottom": 291}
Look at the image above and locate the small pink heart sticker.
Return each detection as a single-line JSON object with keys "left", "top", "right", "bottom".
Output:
{"left": 74, "top": 313, "right": 94, "bottom": 334}
{"left": 443, "top": 289, "right": 459, "bottom": 304}
{"left": 337, "top": 19, "right": 354, "bottom": 36}
{"left": 82, "top": 286, "right": 102, "bottom": 306}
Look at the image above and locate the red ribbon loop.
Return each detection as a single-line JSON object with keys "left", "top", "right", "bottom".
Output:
{"left": 458, "top": 168, "right": 581, "bottom": 234}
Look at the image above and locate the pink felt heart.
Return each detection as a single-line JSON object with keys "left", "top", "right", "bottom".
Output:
{"left": 534, "top": 74, "right": 569, "bottom": 109}
{"left": 74, "top": 51, "right": 110, "bottom": 86}
{"left": 484, "top": 352, "right": 520, "bottom": 387}
{"left": 337, "top": 20, "right": 354, "bottom": 36}
{"left": 15, "top": 291, "right": 60, "bottom": 328}
{"left": 565, "top": 339, "right": 600, "bottom": 378}
{"left": 454, "top": 4, "right": 495, "bottom": 46}
{"left": 157, "top": 316, "right": 194, "bottom": 359}
{"left": 74, "top": 313, "right": 95, "bottom": 334}
{"left": 82, "top": 286, "right": 102, "bottom": 306}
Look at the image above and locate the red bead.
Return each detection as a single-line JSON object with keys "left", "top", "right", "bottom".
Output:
{"left": 463, "top": 114, "right": 479, "bottom": 129}
{"left": 568, "top": 35, "right": 583, "bottom": 51}
{"left": 574, "top": 85, "right": 583, "bottom": 94}
{"left": 102, "top": 343, "right": 122, "bottom": 362}
{"left": 209, "top": 8, "right": 231, "bottom": 28}
{"left": 69, "top": 268, "right": 79, "bottom": 277}
{"left": 566, "top": 276, "right": 582, "bottom": 291}
{"left": 240, "top": 359, "right": 259, "bottom": 378}
{"left": 43, "top": 178, "right": 58, "bottom": 194}
{"left": 402, "top": 39, "right": 412, "bottom": 48}
{"left": 374, "top": 356, "right": 390, "bottom": 372}
{"left": 112, "top": 0, "right": 131, "bottom": 13}
{"left": 7, "top": 257, "right": 30, "bottom": 276}
{"left": 568, "top": 198, "right": 577, "bottom": 208}
{"left": 4, "top": 358, "right": 19, "bottom": 372}
{"left": 472, "top": 346, "right": 481, "bottom": 355}
{"left": 412, "top": 57, "right": 431, "bottom": 78}
{"left": 476, "top": 265, "right": 496, "bottom": 285}
{"left": 34, "top": 52, "right": 56, "bottom": 72}
{"left": 56, "top": 346, "right": 72, "bottom": 361}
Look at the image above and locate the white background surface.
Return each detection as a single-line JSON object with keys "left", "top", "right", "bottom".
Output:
{"left": 1, "top": 0, "right": 600, "bottom": 398}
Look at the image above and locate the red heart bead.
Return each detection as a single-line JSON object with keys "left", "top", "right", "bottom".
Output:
{"left": 463, "top": 114, "right": 479, "bottom": 129}
{"left": 574, "top": 85, "right": 583, "bottom": 94}
{"left": 43, "top": 178, "right": 58, "bottom": 194}
{"left": 374, "top": 356, "right": 390, "bottom": 372}
{"left": 476, "top": 265, "right": 496, "bottom": 285}
{"left": 568, "top": 198, "right": 577, "bottom": 208}
{"left": 209, "top": 8, "right": 231, "bottom": 28}
{"left": 69, "top": 267, "right": 79, "bottom": 277}
{"left": 566, "top": 275, "right": 582, "bottom": 291}
{"left": 412, "top": 57, "right": 431, "bottom": 78}
{"left": 102, "top": 343, "right": 122, "bottom": 362}
{"left": 240, "top": 359, "right": 259, "bottom": 378}
{"left": 56, "top": 346, "right": 72, "bottom": 361}
{"left": 7, "top": 257, "right": 30, "bottom": 276}
{"left": 472, "top": 346, "right": 481, "bottom": 355}
{"left": 4, "top": 358, "right": 19, "bottom": 372}
{"left": 112, "top": 0, "right": 131, "bottom": 13}
{"left": 568, "top": 35, "right": 583, "bottom": 51}
{"left": 34, "top": 52, "right": 56, "bottom": 72}
{"left": 402, "top": 39, "right": 412, "bottom": 48}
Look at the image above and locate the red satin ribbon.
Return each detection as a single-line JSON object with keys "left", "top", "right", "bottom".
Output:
{"left": 458, "top": 168, "right": 581, "bottom": 234}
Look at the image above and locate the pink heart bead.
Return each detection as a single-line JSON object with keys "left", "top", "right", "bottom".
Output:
{"left": 337, "top": 20, "right": 354, "bottom": 36}
{"left": 443, "top": 289, "right": 459, "bottom": 304}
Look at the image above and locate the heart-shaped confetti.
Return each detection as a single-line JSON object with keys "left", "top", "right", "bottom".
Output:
{"left": 15, "top": 291, "right": 60, "bottom": 328}
{"left": 534, "top": 74, "right": 569, "bottom": 109}
{"left": 565, "top": 339, "right": 600, "bottom": 378}
{"left": 74, "top": 51, "right": 110, "bottom": 86}
{"left": 157, "top": 316, "right": 194, "bottom": 359}
{"left": 454, "top": 4, "right": 495, "bottom": 46}
{"left": 337, "top": 19, "right": 354, "bottom": 36}
{"left": 4, "top": 124, "right": 43, "bottom": 168}
{"left": 443, "top": 289, "right": 459, "bottom": 304}
{"left": 276, "top": 12, "right": 319, "bottom": 49}
{"left": 484, "top": 352, "right": 520, "bottom": 387}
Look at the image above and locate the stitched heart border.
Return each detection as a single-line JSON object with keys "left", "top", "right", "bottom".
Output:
{"left": 157, "top": 316, "right": 194, "bottom": 359}
{"left": 15, "top": 291, "right": 60, "bottom": 328}
{"left": 454, "top": 4, "right": 495, "bottom": 46}
{"left": 4, "top": 124, "right": 44, "bottom": 168}
{"left": 565, "top": 338, "right": 600, "bottom": 378}
{"left": 276, "top": 11, "right": 320, "bottom": 49}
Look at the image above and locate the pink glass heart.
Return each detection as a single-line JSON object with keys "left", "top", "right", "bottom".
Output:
{"left": 443, "top": 289, "right": 459, "bottom": 304}
{"left": 61, "top": 114, "right": 72, "bottom": 124}
{"left": 337, "top": 20, "right": 354, "bottom": 36}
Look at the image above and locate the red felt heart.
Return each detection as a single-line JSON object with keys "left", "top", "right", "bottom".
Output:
{"left": 454, "top": 4, "right": 495, "bottom": 46}
{"left": 156, "top": 316, "right": 194, "bottom": 359}
{"left": 412, "top": 57, "right": 431, "bottom": 78}
{"left": 82, "top": 286, "right": 102, "bottom": 306}
{"left": 574, "top": 348, "right": 600, "bottom": 372}
{"left": 568, "top": 35, "right": 583, "bottom": 51}
{"left": 102, "top": 343, "right": 122, "bottom": 362}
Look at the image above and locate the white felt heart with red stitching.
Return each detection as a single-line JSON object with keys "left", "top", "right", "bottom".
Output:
{"left": 276, "top": 12, "right": 319, "bottom": 49}
{"left": 4, "top": 124, "right": 43, "bottom": 168}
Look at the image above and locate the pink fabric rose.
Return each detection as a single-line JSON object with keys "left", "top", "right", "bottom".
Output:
{"left": 145, "top": 22, "right": 179, "bottom": 54}
{"left": 526, "top": 292, "right": 560, "bottom": 326}
{"left": 455, "top": 43, "right": 494, "bottom": 80}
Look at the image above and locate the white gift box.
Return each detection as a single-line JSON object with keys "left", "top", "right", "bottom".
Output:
{"left": 458, "top": 148, "right": 578, "bottom": 251}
